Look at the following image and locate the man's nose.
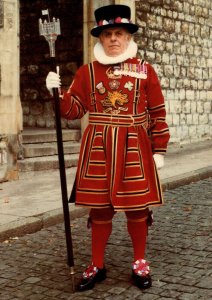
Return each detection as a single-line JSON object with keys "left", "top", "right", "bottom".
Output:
{"left": 111, "top": 33, "right": 117, "bottom": 40}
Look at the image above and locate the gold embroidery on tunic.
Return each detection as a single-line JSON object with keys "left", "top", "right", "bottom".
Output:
{"left": 101, "top": 90, "right": 129, "bottom": 114}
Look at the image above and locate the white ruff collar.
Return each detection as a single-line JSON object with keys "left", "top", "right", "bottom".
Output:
{"left": 93, "top": 39, "right": 138, "bottom": 65}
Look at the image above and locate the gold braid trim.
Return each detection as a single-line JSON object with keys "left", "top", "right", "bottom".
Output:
{"left": 127, "top": 216, "right": 148, "bottom": 223}
{"left": 92, "top": 220, "right": 112, "bottom": 225}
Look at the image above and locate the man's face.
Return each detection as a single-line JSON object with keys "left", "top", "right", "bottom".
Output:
{"left": 99, "top": 27, "right": 131, "bottom": 57}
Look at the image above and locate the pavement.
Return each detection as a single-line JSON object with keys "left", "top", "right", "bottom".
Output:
{"left": 0, "top": 139, "right": 212, "bottom": 243}
{"left": 0, "top": 176, "right": 211, "bottom": 299}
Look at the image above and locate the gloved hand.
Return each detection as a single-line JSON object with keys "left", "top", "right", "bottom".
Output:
{"left": 46, "top": 69, "right": 61, "bottom": 95}
{"left": 153, "top": 154, "right": 164, "bottom": 169}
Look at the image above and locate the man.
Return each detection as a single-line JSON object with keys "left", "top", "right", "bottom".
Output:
{"left": 46, "top": 4, "right": 170, "bottom": 292}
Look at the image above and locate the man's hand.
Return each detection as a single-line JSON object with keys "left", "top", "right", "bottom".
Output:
{"left": 153, "top": 154, "right": 164, "bottom": 169}
{"left": 46, "top": 68, "right": 61, "bottom": 95}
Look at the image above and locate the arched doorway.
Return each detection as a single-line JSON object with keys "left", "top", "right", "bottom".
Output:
{"left": 20, "top": 0, "right": 83, "bottom": 129}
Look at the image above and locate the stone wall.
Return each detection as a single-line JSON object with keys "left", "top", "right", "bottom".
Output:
{"left": 0, "top": 0, "right": 22, "bottom": 181}
{"left": 20, "top": 0, "right": 83, "bottom": 129}
{"left": 135, "top": 0, "right": 211, "bottom": 144}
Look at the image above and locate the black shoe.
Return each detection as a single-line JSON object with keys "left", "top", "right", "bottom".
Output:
{"left": 77, "top": 264, "right": 107, "bottom": 292}
{"left": 132, "top": 271, "right": 152, "bottom": 289}
{"left": 131, "top": 259, "right": 152, "bottom": 289}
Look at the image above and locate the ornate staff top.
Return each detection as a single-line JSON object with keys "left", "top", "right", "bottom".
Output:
{"left": 39, "top": 9, "right": 61, "bottom": 58}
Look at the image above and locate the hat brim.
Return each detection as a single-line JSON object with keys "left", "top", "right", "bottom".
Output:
{"left": 90, "top": 23, "right": 138, "bottom": 37}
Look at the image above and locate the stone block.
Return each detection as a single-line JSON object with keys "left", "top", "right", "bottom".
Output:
{"left": 199, "top": 114, "right": 209, "bottom": 125}
{"left": 186, "top": 114, "right": 193, "bottom": 125}
{"left": 199, "top": 90, "right": 207, "bottom": 101}
{"left": 173, "top": 114, "right": 180, "bottom": 125}
{"left": 204, "top": 80, "right": 212, "bottom": 90}
{"left": 162, "top": 53, "right": 170, "bottom": 64}
{"left": 168, "top": 126, "right": 177, "bottom": 140}
{"left": 175, "top": 89, "right": 185, "bottom": 101}
{"left": 146, "top": 51, "right": 155, "bottom": 61}
{"left": 189, "top": 125, "right": 197, "bottom": 137}
{"left": 193, "top": 114, "right": 199, "bottom": 125}
{"left": 163, "top": 18, "right": 175, "bottom": 33}
{"left": 180, "top": 113, "right": 186, "bottom": 124}
{"left": 45, "top": 118, "right": 55, "bottom": 129}
{"left": 178, "top": 89, "right": 186, "bottom": 100}
{"left": 197, "top": 124, "right": 207, "bottom": 137}
{"left": 166, "top": 90, "right": 175, "bottom": 101}
{"left": 181, "top": 22, "right": 189, "bottom": 34}
{"left": 197, "top": 80, "right": 204, "bottom": 89}
{"left": 207, "top": 58, "right": 212, "bottom": 67}
{"left": 154, "top": 40, "right": 165, "bottom": 51}
{"left": 155, "top": 52, "right": 162, "bottom": 63}
{"left": 36, "top": 116, "right": 46, "bottom": 128}
{"left": 165, "top": 42, "right": 173, "bottom": 53}
{"left": 170, "top": 78, "right": 177, "bottom": 89}
{"left": 169, "top": 100, "right": 181, "bottom": 114}
{"left": 183, "top": 78, "right": 191, "bottom": 89}
{"left": 181, "top": 125, "right": 189, "bottom": 138}
{"left": 186, "top": 90, "right": 195, "bottom": 101}
{"left": 191, "top": 80, "right": 198, "bottom": 89}
{"left": 197, "top": 102, "right": 204, "bottom": 114}
{"left": 188, "top": 67, "right": 195, "bottom": 79}
{"left": 166, "top": 114, "right": 173, "bottom": 126}
{"left": 190, "top": 102, "right": 197, "bottom": 113}
{"left": 160, "top": 77, "right": 169, "bottom": 88}
{"left": 176, "top": 79, "right": 184, "bottom": 89}
{"left": 182, "top": 101, "right": 191, "bottom": 114}
{"left": 164, "top": 65, "right": 174, "bottom": 77}
{"left": 203, "top": 102, "right": 211, "bottom": 113}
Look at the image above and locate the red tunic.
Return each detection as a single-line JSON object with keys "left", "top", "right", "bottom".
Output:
{"left": 60, "top": 58, "right": 170, "bottom": 211}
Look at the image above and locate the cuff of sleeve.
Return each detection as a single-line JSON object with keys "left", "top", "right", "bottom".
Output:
{"left": 152, "top": 148, "right": 167, "bottom": 154}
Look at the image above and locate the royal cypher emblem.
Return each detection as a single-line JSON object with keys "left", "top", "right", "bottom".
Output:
{"left": 101, "top": 90, "right": 129, "bottom": 113}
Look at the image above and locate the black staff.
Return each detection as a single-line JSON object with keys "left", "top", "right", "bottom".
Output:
{"left": 39, "top": 10, "right": 75, "bottom": 291}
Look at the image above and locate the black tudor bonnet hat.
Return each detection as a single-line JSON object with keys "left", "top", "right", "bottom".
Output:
{"left": 90, "top": 4, "right": 139, "bottom": 37}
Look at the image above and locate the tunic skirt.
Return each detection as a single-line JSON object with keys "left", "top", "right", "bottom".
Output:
{"left": 60, "top": 58, "right": 170, "bottom": 211}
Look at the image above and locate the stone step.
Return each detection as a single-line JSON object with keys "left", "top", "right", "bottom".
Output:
{"left": 19, "top": 128, "right": 81, "bottom": 173}
{"left": 22, "top": 129, "right": 81, "bottom": 144}
{"left": 23, "top": 141, "right": 81, "bottom": 158}
{"left": 18, "top": 153, "right": 79, "bottom": 172}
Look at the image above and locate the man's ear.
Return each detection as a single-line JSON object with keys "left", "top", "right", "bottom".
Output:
{"left": 127, "top": 34, "right": 132, "bottom": 41}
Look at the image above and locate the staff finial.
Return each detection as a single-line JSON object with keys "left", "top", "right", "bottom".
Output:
{"left": 39, "top": 9, "right": 61, "bottom": 57}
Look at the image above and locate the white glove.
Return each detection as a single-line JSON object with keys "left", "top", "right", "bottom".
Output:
{"left": 46, "top": 70, "right": 61, "bottom": 95}
{"left": 153, "top": 154, "right": 164, "bottom": 169}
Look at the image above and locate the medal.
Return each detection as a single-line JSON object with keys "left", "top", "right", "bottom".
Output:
{"left": 124, "top": 81, "right": 134, "bottom": 91}
{"left": 114, "top": 63, "right": 147, "bottom": 79}
{"left": 106, "top": 66, "right": 122, "bottom": 79}
{"left": 96, "top": 82, "right": 106, "bottom": 94}
{"left": 109, "top": 80, "right": 120, "bottom": 90}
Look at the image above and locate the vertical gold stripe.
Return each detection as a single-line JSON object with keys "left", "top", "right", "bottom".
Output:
{"left": 88, "top": 63, "right": 97, "bottom": 112}
{"left": 133, "top": 60, "right": 142, "bottom": 115}
{"left": 110, "top": 127, "right": 118, "bottom": 199}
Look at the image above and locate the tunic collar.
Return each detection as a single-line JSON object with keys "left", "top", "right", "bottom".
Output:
{"left": 93, "top": 39, "right": 138, "bottom": 65}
